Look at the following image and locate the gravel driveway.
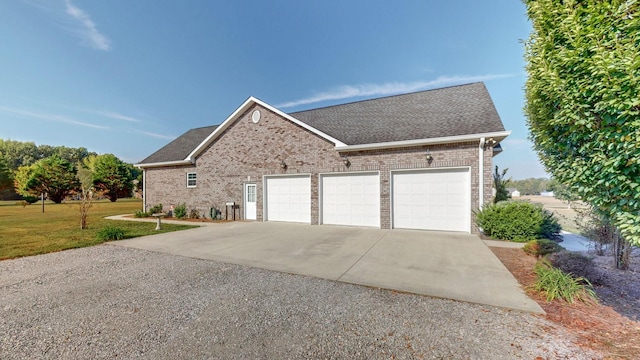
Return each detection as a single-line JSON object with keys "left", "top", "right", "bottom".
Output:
{"left": 1, "top": 245, "right": 600, "bottom": 359}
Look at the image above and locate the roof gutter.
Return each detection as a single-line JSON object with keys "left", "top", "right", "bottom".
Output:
{"left": 334, "top": 131, "right": 511, "bottom": 152}
{"left": 135, "top": 159, "right": 194, "bottom": 169}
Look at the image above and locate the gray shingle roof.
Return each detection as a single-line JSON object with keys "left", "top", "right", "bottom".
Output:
{"left": 138, "top": 82, "right": 505, "bottom": 165}
{"left": 290, "top": 82, "right": 505, "bottom": 145}
{"left": 138, "top": 125, "right": 217, "bottom": 164}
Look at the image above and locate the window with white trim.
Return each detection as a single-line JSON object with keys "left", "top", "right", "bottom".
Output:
{"left": 187, "top": 173, "right": 197, "bottom": 188}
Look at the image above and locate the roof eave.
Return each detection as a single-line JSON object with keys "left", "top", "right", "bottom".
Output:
{"left": 335, "top": 131, "right": 511, "bottom": 152}
{"left": 135, "top": 159, "right": 194, "bottom": 169}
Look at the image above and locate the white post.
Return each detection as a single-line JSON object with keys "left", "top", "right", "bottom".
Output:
{"left": 142, "top": 169, "right": 147, "bottom": 212}
{"left": 479, "top": 137, "right": 485, "bottom": 210}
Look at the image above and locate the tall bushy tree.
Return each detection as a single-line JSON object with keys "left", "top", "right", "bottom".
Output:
{"left": 90, "top": 154, "right": 133, "bottom": 202}
{"left": 553, "top": 182, "right": 579, "bottom": 209}
{"left": 0, "top": 139, "right": 39, "bottom": 169}
{"left": 524, "top": 0, "right": 640, "bottom": 248}
{"left": 14, "top": 155, "right": 80, "bottom": 203}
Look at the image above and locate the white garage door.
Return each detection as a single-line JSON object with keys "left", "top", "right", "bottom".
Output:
{"left": 321, "top": 172, "right": 380, "bottom": 227}
{"left": 264, "top": 175, "right": 311, "bottom": 223}
{"left": 392, "top": 168, "right": 470, "bottom": 232}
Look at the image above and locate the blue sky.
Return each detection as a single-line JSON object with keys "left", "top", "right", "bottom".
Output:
{"left": 1, "top": 0, "right": 547, "bottom": 179}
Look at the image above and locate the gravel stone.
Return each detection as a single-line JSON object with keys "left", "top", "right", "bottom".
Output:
{"left": 0, "top": 245, "right": 601, "bottom": 359}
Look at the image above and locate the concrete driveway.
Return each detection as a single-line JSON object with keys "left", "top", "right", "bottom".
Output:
{"left": 110, "top": 220, "right": 542, "bottom": 313}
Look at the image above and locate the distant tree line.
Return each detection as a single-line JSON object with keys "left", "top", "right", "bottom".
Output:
{"left": 0, "top": 139, "right": 141, "bottom": 202}
{"left": 0, "top": 139, "right": 95, "bottom": 171}
{"left": 509, "top": 178, "right": 554, "bottom": 196}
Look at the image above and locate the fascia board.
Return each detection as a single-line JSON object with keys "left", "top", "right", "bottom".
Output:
{"left": 335, "top": 131, "right": 512, "bottom": 152}
{"left": 135, "top": 159, "right": 194, "bottom": 169}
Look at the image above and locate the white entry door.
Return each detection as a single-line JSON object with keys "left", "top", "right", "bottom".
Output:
{"left": 244, "top": 183, "right": 257, "bottom": 220}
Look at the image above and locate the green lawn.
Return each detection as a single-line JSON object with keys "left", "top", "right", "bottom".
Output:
{"left": 0, "top": 199, "right": 196, "bottom": 260}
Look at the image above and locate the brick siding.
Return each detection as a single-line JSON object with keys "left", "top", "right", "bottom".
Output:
{"left": 144, "top": 104, "right": 495, "bottom": 233}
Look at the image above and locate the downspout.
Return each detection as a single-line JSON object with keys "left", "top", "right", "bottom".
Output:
{"left": 479, "top": 137, "right": 485, "bottom": 210}
{"left": 142, "top": 169, "right": 147, "bottom": 212}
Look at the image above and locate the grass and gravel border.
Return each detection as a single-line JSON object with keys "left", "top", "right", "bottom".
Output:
{"left": 0, "top": 199, "right": 196, "bottom": 260}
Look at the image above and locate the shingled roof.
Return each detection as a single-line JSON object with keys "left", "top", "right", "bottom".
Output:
{"left": 139, "top": 125, "right": 217, "bottom": 164}
{"left": 291, "top": 82, "right": 505, "bottom": 145}
{"left": 137, "top": 82, "right": 506, "bottom": 166}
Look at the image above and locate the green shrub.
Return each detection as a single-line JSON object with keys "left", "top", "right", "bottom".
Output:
{"left": 148, "top": 203, "right": 163, "bottom": 215}
{"left": 174, "top": 203, "right": 187, "bottom": 219}
{"left": 523, "top": 239, "right": 564, "bottom": 257}
{"left": 540, "top": 209, "right": 562, "bottom": 240}
{"left": 96, "top": 226, "right": 126, "bottom": 241}
{"left": 533, "top": 259, "right": 597, "bottom": 303}
{"left": 475, "top": 200, "right": 561, "bottom": 242}
{"left": 134, "top": 210, "right": 149, "bottom": 218}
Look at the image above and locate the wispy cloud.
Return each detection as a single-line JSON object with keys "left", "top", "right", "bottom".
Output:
{"left": 95, "top": 111, "right": 142, "bottom": 123}
{"left": 131, "top": 130, "right": 176, "bottom": 140}
{"left": 276, "top": 74, "right": 514, "bottom": 109}
{"left": 0, "top": 106, "right": 109, "bottom": 130}
{"left": 48, "top": 105, "right": 145, "bottom": 123}
{"left": 22, "top": 0, "right": 111, "bottom": 51}
{"left": 64, "top": 0, "right": 110, "bottom": 51}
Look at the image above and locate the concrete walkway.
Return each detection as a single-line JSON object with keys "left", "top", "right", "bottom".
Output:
{"left": 107, "top": 218, "right": 543, "bottom": 313}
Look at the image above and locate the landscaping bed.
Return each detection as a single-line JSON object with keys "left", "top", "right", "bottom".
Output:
{"left": 491, "top": 246, "right": 640, "bottom": 358}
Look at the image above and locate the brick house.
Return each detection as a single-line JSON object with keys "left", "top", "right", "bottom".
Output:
{"left": 136, "top": 82, "right": 509, "bottom": 233}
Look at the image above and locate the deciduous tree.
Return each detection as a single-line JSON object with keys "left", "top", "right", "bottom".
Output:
{"left": 524, "top": 0, "right": 640, "bottom": 255}
{"left": 90, "top": 154, "right": 133, "bottom": 202}
{"left": 14, "top": 155, "right": 80, "bottom": 203}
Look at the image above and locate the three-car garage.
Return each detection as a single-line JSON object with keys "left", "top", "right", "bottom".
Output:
{"left": 263, "top": 167, "right": 471, "bottom": 232}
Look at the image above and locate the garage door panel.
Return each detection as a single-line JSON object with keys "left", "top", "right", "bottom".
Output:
{"left": 321, "top": 173, "right": 380, "bottom": 227}
{"left": 265, "top": 176, "right": 311, "bottom": 223}
{"left": 392, "top": 168, "right": 470, "bottom": 232}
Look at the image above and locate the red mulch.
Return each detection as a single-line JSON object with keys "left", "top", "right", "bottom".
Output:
{"left": 491, "top": 247, "right": 640, "bottom": 359}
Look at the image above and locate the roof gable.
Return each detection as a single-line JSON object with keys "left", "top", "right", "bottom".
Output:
{"left": 137, "top": 98, "right": 346, "bottom": 167}
{"left": 186, "top": 97, "right": 347, "bottom": 162}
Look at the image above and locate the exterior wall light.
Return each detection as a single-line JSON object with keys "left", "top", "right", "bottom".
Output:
{"left": 280, "top": 160, "right": 287, "bottom": 169}
{"left": 484, "top": 137, "right": 497, "bottom": 150}
{"left": 425, "top": 151, "right": 434, "bottom": 164}
{"left": 342, "top": 156, "right": 351, "bottom": 167}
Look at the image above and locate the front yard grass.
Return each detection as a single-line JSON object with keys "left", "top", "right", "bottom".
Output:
{"left": 0, "top": 199, "right": 196, "bottom": 260}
